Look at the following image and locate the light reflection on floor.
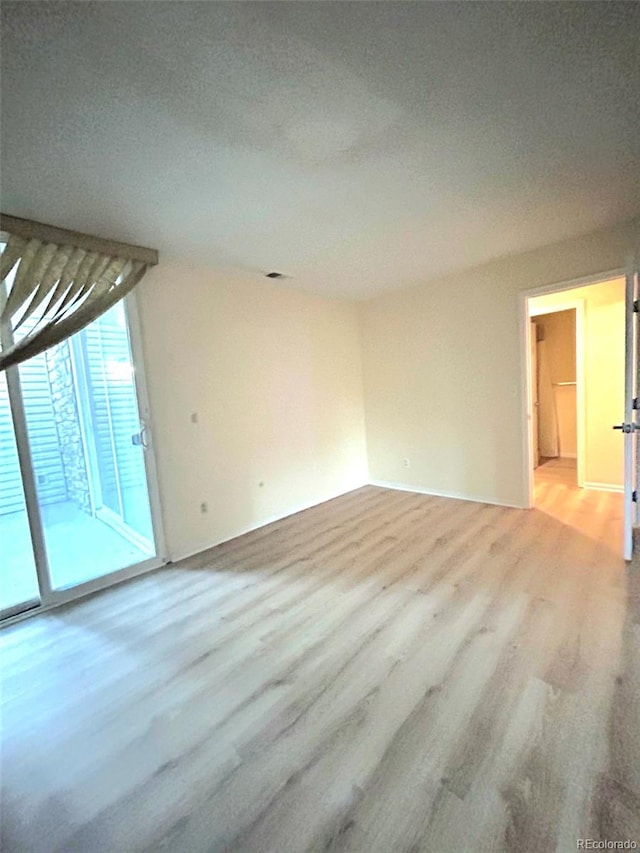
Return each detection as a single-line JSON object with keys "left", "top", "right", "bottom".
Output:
{"left": 0, "top": 501, "right": 151, "bottom": 612}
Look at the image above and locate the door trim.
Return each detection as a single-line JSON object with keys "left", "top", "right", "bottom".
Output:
{"left": 519, "top": 267, "right": 625, "bottom": 511}
{"left": 125, "top": 290, "right": 168, "bottom": 565}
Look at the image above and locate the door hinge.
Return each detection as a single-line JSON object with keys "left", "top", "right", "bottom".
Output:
{"left": 634, "top": 300, "right": 640, "bottom": 313}
{"left": 634, "top": 398, "right": 640, "bottom": 410}
{"left": 633, "top": 490, "right": 638, "bottom": 503}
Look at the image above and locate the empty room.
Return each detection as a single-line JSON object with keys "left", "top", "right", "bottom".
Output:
{"left": 1, "top": 3, "right": 639, "bottom": 852}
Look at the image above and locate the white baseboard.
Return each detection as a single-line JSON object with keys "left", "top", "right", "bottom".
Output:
{"left": 583, "top": 481, "right": 624, "bottom": 494}
{"left": 171, "top": 480, "right": 370, "bottom": 563}
{"left": 174, "top": 474, "right": 623, "bottom": 565}
{"left": 369, "top": 479, "right": 526, "bottom": 510}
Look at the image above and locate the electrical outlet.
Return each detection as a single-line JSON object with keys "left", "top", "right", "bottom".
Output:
{"left": 200, "top": 501, "right": 208, "bottom": 514}
{"left": 403, "top": 458, "right": 411, "bottom": 468}
{"left": 191, "top": 412, "right": 198, "bottom": 424}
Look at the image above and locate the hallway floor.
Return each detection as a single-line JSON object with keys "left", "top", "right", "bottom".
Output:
{"left": 534, "top": 457, "right": 623, "bottom": 554}
{"left": 536, "top": 456, "right": 577, "bottom": 487}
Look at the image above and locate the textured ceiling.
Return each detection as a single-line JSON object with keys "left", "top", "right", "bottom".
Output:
{"left": 2, "top": 1, "right": 639, "bottom": 299}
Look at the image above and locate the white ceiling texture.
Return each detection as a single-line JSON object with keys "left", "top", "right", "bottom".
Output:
{"left": 2, "top": 1, "right": 639, "bottom": 298}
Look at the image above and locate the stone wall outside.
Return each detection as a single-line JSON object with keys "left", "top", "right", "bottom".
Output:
{"left": 45, "top": 341, "right": 92, "bottom": 514}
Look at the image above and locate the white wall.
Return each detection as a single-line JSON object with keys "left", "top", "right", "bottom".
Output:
{"left": 360, "top": 218, "right": 639, "bottom": 508}
{"left": 530, "top": 279, "right": 625, "bottom": 490}
{"left": 136, "top": 261, "right": 368, "bottom": 561}
{"left": 133, "top": 218, "right": 637, "bottom": 563}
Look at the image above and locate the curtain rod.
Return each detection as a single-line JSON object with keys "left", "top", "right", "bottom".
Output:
{"left": 0, "top": 213, "right": 158, "bottom": 266}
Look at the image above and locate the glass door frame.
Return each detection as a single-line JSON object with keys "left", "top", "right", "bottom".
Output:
{"left": 1, "top": 291, "right": 167, "bottom": 623}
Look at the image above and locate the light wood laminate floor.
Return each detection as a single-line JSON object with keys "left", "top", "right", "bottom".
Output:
{"left": 535, "top": 456, "right": 578, "bottom": 488}
{"left": 1, "top": 484, "right": 637, "bottom": 852}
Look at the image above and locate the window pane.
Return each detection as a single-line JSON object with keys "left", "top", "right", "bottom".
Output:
{"left": 0, "top": 371, "right": 40, "bottom": 612}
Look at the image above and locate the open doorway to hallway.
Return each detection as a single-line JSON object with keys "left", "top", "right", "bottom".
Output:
{"left": 525, "top": 276, "right": 625, "bottom": 551}
{"left": 530, "top": 306, "right": 579, "bottom": 490}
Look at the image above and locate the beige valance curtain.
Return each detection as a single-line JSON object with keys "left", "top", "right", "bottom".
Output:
{"left": 0, "top": 214, "right": 158, "bottom": 372}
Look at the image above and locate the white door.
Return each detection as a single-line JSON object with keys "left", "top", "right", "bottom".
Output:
{"left": 619, "top": 269, "right": 639, "bottom": 561}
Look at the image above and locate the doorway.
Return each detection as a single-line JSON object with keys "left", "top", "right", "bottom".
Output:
{"left": 0, "top": 294, "right": 165, "bottom": 620}
{"left": 530, "top": 304, "right": 581, "bottom": 492}
{"left": 522, "top": 273, "right": 626, "bottom": 552}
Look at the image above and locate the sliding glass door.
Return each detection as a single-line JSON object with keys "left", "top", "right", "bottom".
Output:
{"left": 0, "top": 294, "right": 164, "bottom": 619}
{"left": 0, "top": 371, "right": 40, "bottom": 613}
